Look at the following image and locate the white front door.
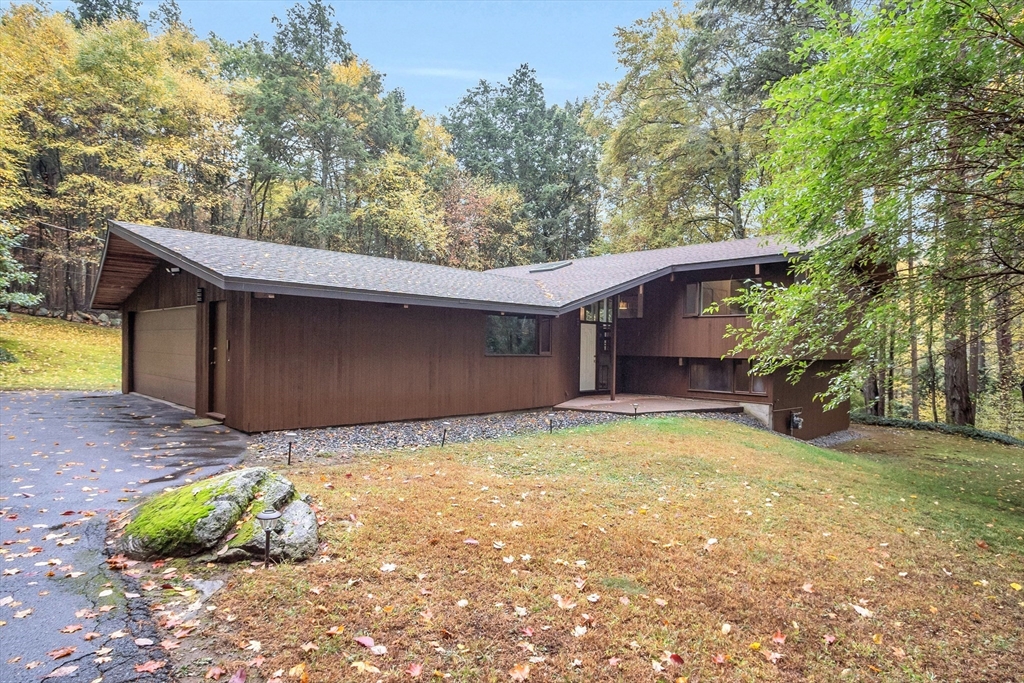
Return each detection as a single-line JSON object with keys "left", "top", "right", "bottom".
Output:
{"left": 579, "top": 323, "right": 597, "bottom": 391}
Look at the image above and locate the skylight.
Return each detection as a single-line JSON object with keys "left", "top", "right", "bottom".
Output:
{"left": 528, "top": 260, "right": 573, "bottom": 273}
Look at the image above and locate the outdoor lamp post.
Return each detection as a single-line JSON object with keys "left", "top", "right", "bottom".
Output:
{"left": 632, "top": 403, "right": 639, "bottom": 420}
{"left": 255, "top": 508, "right": 282, "bottom": 569}
{"left": 547, "top": 413, "right": 556, "bottom": 434}
{"left": 285, "top": 432, "right": 297, "bottom": 465}
{"left": 441, "top": 422, "right": 451, "bottom": 448}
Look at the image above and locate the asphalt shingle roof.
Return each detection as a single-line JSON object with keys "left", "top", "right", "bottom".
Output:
{"left": 100, "top": 221, "right": 803, "bottom": 314}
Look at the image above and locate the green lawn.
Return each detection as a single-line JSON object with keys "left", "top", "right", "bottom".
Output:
{"left": 0, "top": 313, "right": 121, "bottom": 390}
{"left": 139, "top": 417, "right": 1023, "bottom": 683}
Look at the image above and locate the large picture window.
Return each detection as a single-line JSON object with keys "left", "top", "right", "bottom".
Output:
{"left": 689, "top": 358, "right": 768, "bottom": 394}
{"left": 485, "top": 315, "right": 551, "bottom": 355}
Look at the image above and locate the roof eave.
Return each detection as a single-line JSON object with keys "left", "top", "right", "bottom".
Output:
{"left": 550, "top": 251, "right": 801, "bottom": 315}
{"left": 106, "top": 221, "right": 561, "bottom": 316}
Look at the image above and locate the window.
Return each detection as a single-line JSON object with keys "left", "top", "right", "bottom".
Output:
{"left": 689, "top": 358, "right": 768, "bottom": 394}
{"left": 618, "top": 286, "right": 644, "bottom": 319}
{"left": 689, "top": 359, "right": 734, "bottom": 392}
{"left": 485, "top": 315, "right": 551, "bottom": 356}
{"left": 580, "top": 298, "right": 614, "bottom": 322}
{"left": 684, "top": 279, "right": 760, "bottom": 316}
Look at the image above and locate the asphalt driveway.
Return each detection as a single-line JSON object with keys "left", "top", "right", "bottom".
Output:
{"left": 0, "top": 392, "right": 247, "bottom": 682}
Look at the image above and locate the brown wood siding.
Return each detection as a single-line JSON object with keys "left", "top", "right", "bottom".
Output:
{"left": 236, "top": 296, "right": 579, "bottom": 432}
{"left": 617, "top": 356, "right": 774, "bottom": 405}
{"left": 771, "top": 360, "right": 850, "bottom": 440}
{"left": 132, "top": 306, "right": 196, "bottom": 408}
{"left": 616, "top": 264, "right": 848, "bottom": 362}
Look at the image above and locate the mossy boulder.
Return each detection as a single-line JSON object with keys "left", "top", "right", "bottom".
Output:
{"left": 116, "top": 467, "right": 318, "bottom": 562}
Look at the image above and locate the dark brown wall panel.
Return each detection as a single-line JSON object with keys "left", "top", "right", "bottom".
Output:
{"left": 617, "top": 356, "right": 773, "bottom": 405}
{"left": 237, "top": 296, "right": 579, "bottom": 432}
{"left": 771, "top": 360, "right": 850, "bottom": 440}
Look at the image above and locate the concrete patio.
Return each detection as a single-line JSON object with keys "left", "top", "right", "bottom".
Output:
{"left": 554, "top": 393, "right": 744, "bottom": 415}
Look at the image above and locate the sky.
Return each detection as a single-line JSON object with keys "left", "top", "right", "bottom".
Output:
{"left": 40, "top": 0, "right": 677, "bottom": 115}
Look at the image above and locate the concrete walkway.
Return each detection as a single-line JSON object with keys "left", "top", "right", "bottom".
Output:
{"left": 0, "top": 392, "right": 247, "bottom": 682}
{"left": 554, "top": 393, "right": 744, "bottom": 415}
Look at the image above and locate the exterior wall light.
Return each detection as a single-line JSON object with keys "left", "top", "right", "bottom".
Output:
{"left": 255, "top": 509, "right": 282, "bottom": 569}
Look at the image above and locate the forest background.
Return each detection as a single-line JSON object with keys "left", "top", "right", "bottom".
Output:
{"left": 1, "top": 0, "right": 1022, "bottom": 436}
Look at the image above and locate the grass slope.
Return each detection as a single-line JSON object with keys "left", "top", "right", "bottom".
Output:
{"left": 0, "top": 313, "right": 120, "bottom": 390}
{"left": 198, "top": 419, "right": 1023, "bottom": 683}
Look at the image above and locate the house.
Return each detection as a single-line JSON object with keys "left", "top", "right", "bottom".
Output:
{"left": 90, "top": 221, "right": 850, "bottom": 439}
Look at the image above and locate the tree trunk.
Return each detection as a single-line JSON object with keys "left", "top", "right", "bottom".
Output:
{"left": 995, "top": 288, "right": 1015, "bottom": 433}
{"left": 944, "top": 300, "right": 975, "bottom": 426}
{"left": 908, "top": 223, "right": 920, "bottom": 420}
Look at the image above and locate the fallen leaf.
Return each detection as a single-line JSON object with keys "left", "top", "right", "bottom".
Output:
{"left": 14, "top": 608, "right": 32, "bottom": 618}
{"left": 301, "top": 642, "right": 318, "bottom": 653}
{"left": 350, "top": 661, "right": 380, "bottom": 674}
{"left": 802, "top": 582, "right": 814, "bottom": 593}
{"left": 553, "top": 594, "right": 576, "bottom": 610}
{"left": 765, "top": 651, "right": 784, "bottom": 664}
{"left": 135, "top": 638, "right": 154, "bottom": 646}
{"left": 772, "top": 630, "right": 786, "bottom": 645}
{"left": 161, "top": 640, "right": 181, "bottom": 651}
{"left": 47, "top": 647, "right": 76, "bottom": 660}
{"left": 872, "top": 633, "right": 883, "bottom": 645}
{"left": 721, "top": 623, "right": 732, "bottom": 635}
{"left": 59, "top": 624, "right": 82, "bottom": 633}
{"left": 824, "top": 634, "right": 836, "bottom": 645}
{"left": 851, "top": 604, "right": 874, "bottom": 618}
{"left": 405, "top": 662, "right": 423, "bottom": 678}
{"left": 43, "top": 665, "right": 78, "bottom": 679}
{"left": 712, "top": 653, "right": 727, "bottom": 665}
{"left": 572, "top": 625, "right": 587, "bottom": 637}
{"left": 354, "top": 636, "right": 375, "bottom": 649}
{"left": 82, "top": 632, "right": 101, "bottom": 641}
{"left": 228, "top": 668, "right": 247, "bottom": 683}
{"left": 509, "top": 662, "right": 530, "bottom": 681}
{"left": 206, "top": 665, "right": 226, "bottom": 680}
{"left": 892, "top": 646, "right": 906, "bottom": 661}
{"left": 135, "top": 660, "right": 166, "bottom": 673}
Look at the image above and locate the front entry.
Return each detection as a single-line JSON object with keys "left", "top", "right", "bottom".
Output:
{"left": 208, "top": 301, "right": 228, "bottom": 419}
{"left": 579, "top": 299, "right": 616, "bottom": 393}
{"left": 580, "top": 322, "right": 597, "bottom": 391}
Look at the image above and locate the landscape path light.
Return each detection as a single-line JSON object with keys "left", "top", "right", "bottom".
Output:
{"left": 285, "top": 432, "right": 297, "bottom": 465}
{"left": 441, "top": 422, "right": 451, "bottom": 448}
{"left": 632, "top": 403, "right": 639, "bottom": 420}
{"left": 255, "top": 508, "right": 282, "bottom": 569}
{"left": 547, "top": 412, "right": 556, "bottom": 434}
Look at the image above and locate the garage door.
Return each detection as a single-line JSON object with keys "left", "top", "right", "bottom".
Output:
{"left": 133, "top": 306, "right": 196, "bottom": 408}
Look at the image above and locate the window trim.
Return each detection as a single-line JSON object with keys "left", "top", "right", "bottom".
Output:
{"left": 484, "top": 314, "right": 552, "bottom": 357}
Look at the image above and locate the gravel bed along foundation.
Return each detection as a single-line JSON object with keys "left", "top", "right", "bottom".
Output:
{"left": 244, "top": 409, "right": 768, "bottom": 464}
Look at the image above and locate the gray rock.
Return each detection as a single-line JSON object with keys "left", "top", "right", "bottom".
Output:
{"left": 117, "top": 467, "right": 271, "bottom": 559}
{"left": 220, "top": 499, "right": 318, "bottom": 562}
{"left": 190, "top": 468, "right": 269, "bottom": 548}
{"left": 274, "top": 500, "right": 319, "bottom": 560}
{"left": 189, "top": 579, "right": 224, "bottom": 600}
{"left": 260, "top": 473, "right": 296, "bottom": 510}
{"left": 116, "top": 467, "right": 318, "bottom": 564}
{"left": 35, "top": 307, "right": 49, "bottom": 317}
{"left": 98, "top": 313, "right": 109, "bottom": 323}
{"left": 111, "top": 318, "right": 122, "bottom": 327}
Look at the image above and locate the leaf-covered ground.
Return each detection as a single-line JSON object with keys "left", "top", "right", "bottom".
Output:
{"left": 0, "top": 313, "right": 120, "bottom": 390}
{"left": 145, "top": 419, "right": 1022, "bottom": 682}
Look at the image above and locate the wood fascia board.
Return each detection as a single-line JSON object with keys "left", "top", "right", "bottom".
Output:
{"left": 549, "top": 253, "right": 801, "bottom": 316}
{"left": 87, "top": 229, "right": 114, "bottom": 310}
